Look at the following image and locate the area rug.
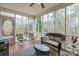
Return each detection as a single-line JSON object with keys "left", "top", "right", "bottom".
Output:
{"left": 9, "top": 48, "right": 35, "bottom": 56}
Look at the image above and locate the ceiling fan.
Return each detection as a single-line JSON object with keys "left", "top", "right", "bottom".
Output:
{"left": 29, "top": 3, "right": 45, "bottom": 8}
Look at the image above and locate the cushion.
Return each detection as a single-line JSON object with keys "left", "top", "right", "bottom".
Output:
{"left": 48, "top": 36, "right": 55, "bottom": 40}
{"left": 54, "top": 37, "right": 61, "bottom": 42}
{"left": 43, "top": 39, "right": 58, "bottom": 46}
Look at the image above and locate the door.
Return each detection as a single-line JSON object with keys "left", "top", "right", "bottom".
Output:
{"left": 2, "top": 16, "right": 15, "bottom": 44}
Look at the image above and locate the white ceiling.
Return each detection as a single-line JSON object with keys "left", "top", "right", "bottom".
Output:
{"left": 0, "top": 3, "right": 71, "bottom": 16}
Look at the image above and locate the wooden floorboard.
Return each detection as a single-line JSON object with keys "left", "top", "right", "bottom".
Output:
{"left": 9, "top": 40, "right": 38, "bottom": 54}
{"left": 9, "top": 40, "right": 76, "bottom": 56}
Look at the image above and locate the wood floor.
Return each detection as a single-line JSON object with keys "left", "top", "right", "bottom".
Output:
{"left": 9, "top": 40, "right": 37, "bottom": 54}
{"left": 9, "top": 40, "right": 76, "bottom": 56}
{"left": 9, "top": 40, "right": 57, "bottom": 56}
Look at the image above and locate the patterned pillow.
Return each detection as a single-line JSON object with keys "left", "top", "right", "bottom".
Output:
{"left": 48, "top": 36, "right": 54, "bottom": 40}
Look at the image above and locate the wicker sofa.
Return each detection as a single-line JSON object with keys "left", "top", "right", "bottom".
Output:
{"left": 41, "top": 33, "right": 66, "bottom": 56}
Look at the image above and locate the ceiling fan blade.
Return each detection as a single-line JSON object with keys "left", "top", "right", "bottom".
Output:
{"left": 29, "top": 3, "right": 35, "bottom": 7}
{"left": 41, "top": 3, "right": 45, "bottom": 8}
